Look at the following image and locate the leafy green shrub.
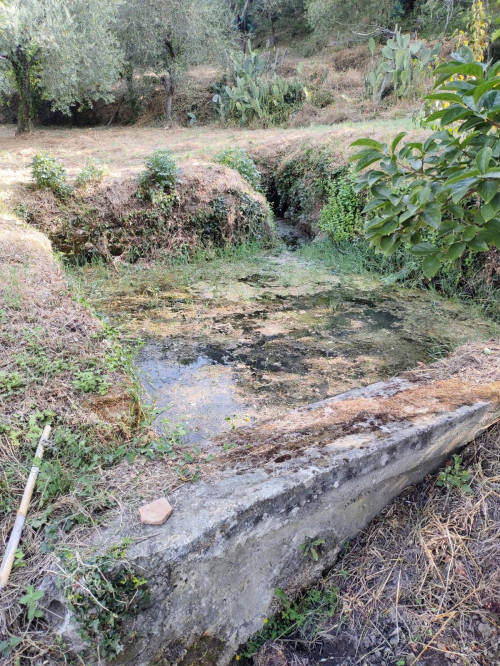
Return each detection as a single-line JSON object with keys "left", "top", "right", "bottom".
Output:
{"left": 75, "top": 158, "right": 108, "bottom": 188}
{"left": 31, "top": 152, "right": 71, "bottom": 199}
{"left": 319, "top": 167, "right": 363, "bottom": 242}
{"left": 437, "top": 455, "right": 473, "bottom": 493}
{"left": 137, "top": 149, "right": 180, "bottom": 196}
{"left": 214, "top": 147, "right": 261, "bottom": 190}
{"left": 352, "top": 47, "right": 500, "bottom": 278}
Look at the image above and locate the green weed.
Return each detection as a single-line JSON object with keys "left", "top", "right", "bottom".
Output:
{"left": 0, "top": 370, "right": 27, "bottom": 397}
{"left": 19, "top": 585, "right": 44, "bottom": 621}
{"left": 240, "top": 585, "right": 338, "bottom": 659}
{"left": 72, "top": 368, "right": 111, "bottom": 394}
{"left": 437, "top": 455, "right": 473, "bottom": 494}
{"left": 214, "top": 147, "right": 261, "bottom": 191}
{"left": 299, "top": 536, "right": 325, "bottom": 562}
{"left": 63, "top": 541, "right": 149, "bottom": 659}
{"left": 137, "top": 149, "right": 180, "bottom": 198}
{"left": 75, "top": 158, "right": 108, "bottom": 188}
{"left": 31, "top": 152, "right": 71, "bottom": 199}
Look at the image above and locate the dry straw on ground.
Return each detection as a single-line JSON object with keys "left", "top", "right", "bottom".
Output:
{"left": 255, "top": 424, "right": 500, "bottom": 666}
{"left": 0, "top": 217, "right": 140, "bottom": 661}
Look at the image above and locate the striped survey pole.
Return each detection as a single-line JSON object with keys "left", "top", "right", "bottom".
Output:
{"left": 0, "top": 424, "right": 52, "bottom": 592}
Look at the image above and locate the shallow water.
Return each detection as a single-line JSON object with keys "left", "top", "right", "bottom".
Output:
{"left": 125, "top": 222, "right": 497, "bottom": 443}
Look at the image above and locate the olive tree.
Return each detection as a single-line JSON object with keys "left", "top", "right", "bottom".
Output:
{"left": 306, "top": 0, "right": 402, "bottom": 45}
{"left": 116, "top": 0, "right": 233, "bottom": 122}
{"left": 231, "top": 0, "right": 304, "bottom": 47}
{"left": 351, "top": 48, "right": 500, "bottom": 278}
{"left": 0, "top": 0, "right": 122, "bottom": 133}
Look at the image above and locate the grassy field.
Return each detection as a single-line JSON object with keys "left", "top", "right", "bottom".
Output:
{"left": 0, "top": 118, "right": 417, "bottom": 192}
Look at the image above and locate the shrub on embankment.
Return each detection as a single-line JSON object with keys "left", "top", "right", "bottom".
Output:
{"left": 252, "top": 135, "right": 500, "bottom": 320}
{"left": 22, "top": 151, "right": 274, "bottom": 262}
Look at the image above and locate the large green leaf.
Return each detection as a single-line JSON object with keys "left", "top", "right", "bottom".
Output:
{"left": 421, "top": 202, "right": 442, "bottom": 229}
{"left": 422, "top": 254, "right": 442, "bottom": 278}
{"left": 351, "top": 138, "right": 385, "bottom": 151}
{"left": 410, "top": 242, "right": 438, "bottom": 256}
{"left": 478, "top": 179, "right": 499, "bottom": 203}
{"left": 447, "top": 242, "right": 466, "bottom": 260}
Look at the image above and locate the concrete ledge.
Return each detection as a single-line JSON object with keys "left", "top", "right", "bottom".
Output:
{"left": 44, "top": 347, "right": 500, "bottom": 665}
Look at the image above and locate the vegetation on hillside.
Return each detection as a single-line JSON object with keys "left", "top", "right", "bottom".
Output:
{"left": 23, "top": 150, "right": 274, "bottom": 262}
{"left": 1, "top": 0, "right": 499, "bottom": 663}
{"left": 1, "top": 0, "right": 499, "bottom": 130}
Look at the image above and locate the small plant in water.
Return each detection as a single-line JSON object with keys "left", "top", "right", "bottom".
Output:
{"left": 437, "top": 455, "right": 473, "bottom": 493}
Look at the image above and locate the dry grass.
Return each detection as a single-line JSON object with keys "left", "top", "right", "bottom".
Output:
{"left": 255, "top": 425, "right": 500, "bottom": 666}
{"left": 0, "top": 119, "right": 418, "bottom": 194}
{"left": 0, "top": 217, "right": 141, "bottom": 661}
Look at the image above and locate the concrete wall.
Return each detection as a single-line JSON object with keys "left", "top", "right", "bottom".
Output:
{"left": 44, "top": 361, "right": 500, "bottom": 665}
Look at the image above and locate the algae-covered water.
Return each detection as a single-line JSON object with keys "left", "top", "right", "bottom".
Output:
{"left": 70, "top": 221, "right": 497, "bottom": 444}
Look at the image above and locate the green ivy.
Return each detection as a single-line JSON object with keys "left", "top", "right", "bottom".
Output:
{"left": 319, "top": 167, "right": 363, "bottom": 242}
{"left": 63, "top": 541, "right": 149, "bottom": 659}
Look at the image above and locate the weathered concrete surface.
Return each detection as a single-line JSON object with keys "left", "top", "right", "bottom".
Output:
{"left": 45, "top": 345, "right": 500, "bottom": 665}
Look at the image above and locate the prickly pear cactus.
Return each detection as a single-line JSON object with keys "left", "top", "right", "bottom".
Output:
{"left": 366, "top": 29, "right": 438, "bottom": 105}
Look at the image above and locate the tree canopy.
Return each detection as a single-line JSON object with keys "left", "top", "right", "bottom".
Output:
{"left": 115, "top": 0, "right": 232, "bottom": 121}
{"left": 0, "top": 0, "right": 122, "bottom": 132}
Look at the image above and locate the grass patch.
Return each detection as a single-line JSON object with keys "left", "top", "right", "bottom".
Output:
{"left": 238, "top": 585, "right": 338, "bottom": 661}
{"left": 298, "top": 239, "right": 500, "bottom": 322}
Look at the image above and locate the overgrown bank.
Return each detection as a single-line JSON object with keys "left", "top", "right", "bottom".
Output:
{"left": 0, "top": 217, "right": 220, "bottom": 662}
{"left": 21, "top": 150, "right": 273, "bottom": 263}
{"left": 1, "top": 114, "right": 499, "bottom": 663}
{"left": 251, "top": 138, "right": 500, "bottom": 321}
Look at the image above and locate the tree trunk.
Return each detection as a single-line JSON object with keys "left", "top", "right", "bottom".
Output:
{"left": 166, "top": 91, "right": 173, "bottom": 123}
{"left": 160, "top": 74, "right": 175, "bottom": 123}
{"left": 12, "top": 48, "right": 34, "bottom": 134}
{"left": 269, "top": 12, "right": 276, "bottom": 48}
{"left": 125, "top": 64, "right": 139, "bottom": 123}
{"left": 240, "top": 0, "right": 252, "bottom": 51}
